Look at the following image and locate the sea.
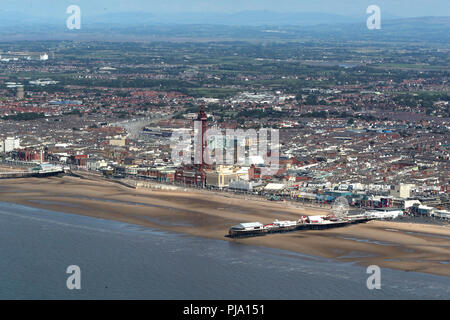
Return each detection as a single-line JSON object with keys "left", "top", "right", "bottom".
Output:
{"left": 0, "top": 201, "right": 449, "bottom": 300}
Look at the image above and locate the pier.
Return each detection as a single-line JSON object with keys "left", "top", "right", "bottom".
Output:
{"left": 0, "top": 162, "right": 64, "bottom": 179}
{"left": 0, "top": 170, "right": 64, "bottom": 179}
{"left": 227, "top": 216, "right": 374, "bottom": 238}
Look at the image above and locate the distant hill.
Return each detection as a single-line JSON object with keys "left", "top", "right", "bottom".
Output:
{"left": 0, "top": 10, "right": 403, "bottom": 27}
{"left": 0, "top": 11, "right": 44, "bottom": 26}
{"left": 0, "top": 12, "right": 447, "bottom": 43}
{"left": 290, "top": 16, "right": 450, "bottom": 43}
{"left": 85, "top": 10, "right": 364, "bottom": 26}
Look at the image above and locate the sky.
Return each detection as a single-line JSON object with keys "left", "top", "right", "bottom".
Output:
{"left": 3, "top": 0, "right": 449, "bottom": 18}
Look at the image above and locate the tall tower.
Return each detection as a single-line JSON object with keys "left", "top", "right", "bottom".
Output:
{"left": 196, "top": 105, "right": 208, "bottom": 169}
{"left": 195, "top": 105, "right": 208, "bottom": 187}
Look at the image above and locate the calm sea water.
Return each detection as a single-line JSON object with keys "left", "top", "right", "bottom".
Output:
{"left": 0, "top": 201, "right": 449, "bottom": 299}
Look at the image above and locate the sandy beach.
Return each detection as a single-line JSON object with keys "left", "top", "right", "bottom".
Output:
{"left": 0, "top": 175, "right": 449, "bottom": 277}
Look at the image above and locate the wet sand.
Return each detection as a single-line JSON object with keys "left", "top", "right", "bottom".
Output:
{"left": 0, "top": 176, "right": 449, "bottom": 277}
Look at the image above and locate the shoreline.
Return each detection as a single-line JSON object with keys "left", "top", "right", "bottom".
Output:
{"left": 0, "top": 175, "right": 449, "bottom": 277}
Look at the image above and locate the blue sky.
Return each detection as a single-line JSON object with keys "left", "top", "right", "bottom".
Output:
{"left": 4, "top": 0, "right": 450, "bottom": 17}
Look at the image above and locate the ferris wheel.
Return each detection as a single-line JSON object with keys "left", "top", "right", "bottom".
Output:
{"left": 331, "top": 196, "right": 350, "bottom": 219}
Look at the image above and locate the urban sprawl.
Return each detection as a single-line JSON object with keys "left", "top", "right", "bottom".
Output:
{"left": 0, "top": 41, "right": 449, "bottom": 221}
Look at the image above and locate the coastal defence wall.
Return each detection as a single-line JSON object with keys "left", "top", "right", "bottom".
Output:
{"left": 135, "top": 181, "right": 181, "bottom": 191}
{"left": 70, "top": 170, "right": 138, "bottom": 189}
{"left": 0, "top": 171, "right": 36, "bottom": 179}
{"left": 0, "top": 170, "right": 64, "bottom": 179}
{"left": 70, "top": 169, "right": 181, "bottom": 191}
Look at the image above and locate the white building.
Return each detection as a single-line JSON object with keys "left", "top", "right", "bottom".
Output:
{"left": 205, "top": 165, "right": 247, "bottom": 188}
{"left": 0, "top": 137, "right": 21, "bottom": 153}
{"left": 87, "top": 159, "right": 108, "bottom": 171}
{"left": 390, "top": 183, "right": 415, "bottom": 199}
{"left": 229, "top": 179, "right": 262, "bottom": 192}
{"left": 264, "top": 183, "right": 286, "bottom": 193}
{"left": 366, "top": 208, "right": 403, "bottom": 219}
{"left": 403, "top": 200, "right": 421, "bottom": 209}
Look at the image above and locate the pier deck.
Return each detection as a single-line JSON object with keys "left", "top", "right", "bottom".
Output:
{"left": 227, "top": 217, "right": 374, "bottom": 238}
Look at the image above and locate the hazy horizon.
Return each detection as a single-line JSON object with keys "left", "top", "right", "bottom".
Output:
{"left": 2, "top": 0, "right": 449, "bottom": 19}
{"left": 0, "top": 1, "right": 448, "bottom": 41}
